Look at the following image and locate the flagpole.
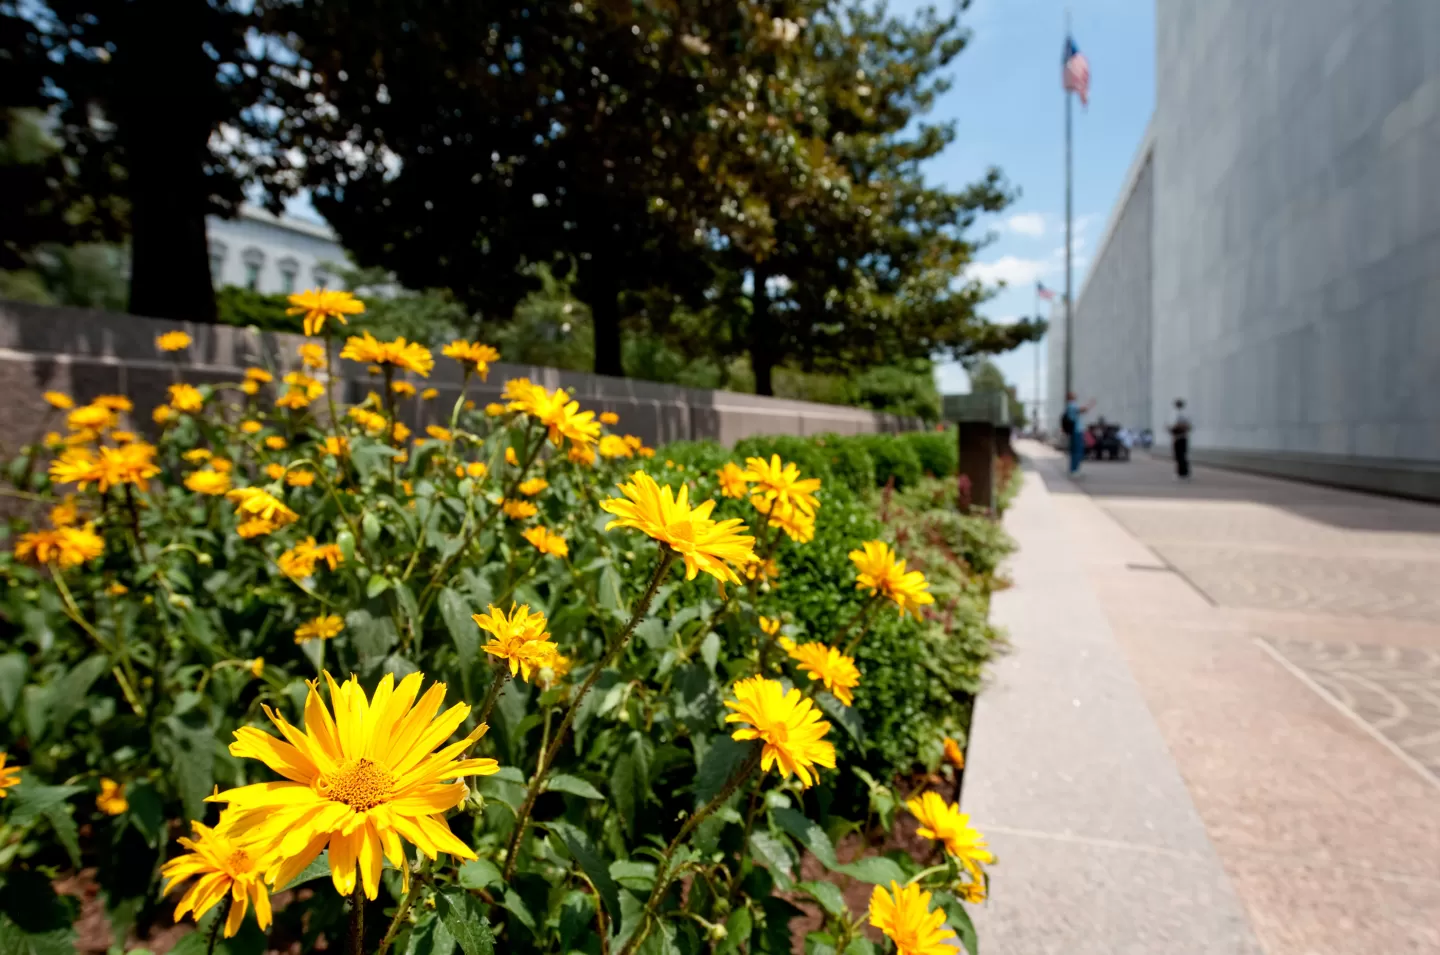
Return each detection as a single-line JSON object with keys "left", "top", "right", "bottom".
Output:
{"left": 1034, "top": 286, "right": 1043, "bottom": 429}
{"left": 1063, "top": 22, "right": 1074, "bottom": 400}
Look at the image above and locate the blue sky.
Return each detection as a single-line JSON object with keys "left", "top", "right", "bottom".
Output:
{"left": 898, "top": 0, "right": 1155, "bottom": 408}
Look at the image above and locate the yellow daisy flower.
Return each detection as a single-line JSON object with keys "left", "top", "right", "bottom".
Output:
{"left": 600, "top": 471, "right": 756, "bottom": 584}
{"left": 943, "top": 737, "right": 965, "bottom": 770}
{"left": 185, "top": 469, "right": 232, "bottom": 496}
{"left": 157, "top": 330, "right": 192, "bottom": 352}
{"left": 0, "top": 752, "right": 20, "bottom": 795}
{"left": 339, "top": 331, "right": 434, "bottom": 377}
{"left": 485, "top": 402, "right": 505, "bottom": 417}
{"left": 472, "top": 604, "right": 559, "bottom": 681}
{"left": 717, "top": 461, "right": 750, "bottom": 498}
{"left": 723, "top": 676, "right": 835, "bottom": 788}
{"left": 391, "top": 380, "right": 416, "bottom": 397}
{"left": 226, "top": 487, "right": 299, "bottom": 528}
{"left": 321, "top": 435, "right": 350, "bottom": 457}
{"left": 240, "top": 420, "right": 262, "bottom": 434}
{"left": 905, "top": 791, "right": 993, "bottom": 877}
{"left": 43, "top": 391, "right": 74, "bottom": 410}
{"left": 265, "top": 463, "right": 286, "bottom": 480}
{"left": 599, "top": 411, "right": 620, "bottom": 425}
{"left": 265, "top": 436, "right": 288, "bottom": 450}
{"left": 298, "top": 343, "right": 327, "bottom": 369}
{"left": 778, "top": 638, "right": 860, "bottom": 706}
{"left": 168, "top": 383, "right": 205, "bottom": 413}
{"left": 568, "top": 444, "right": 596, "bottom": 467}
{"left": 286, "top": 470, "right": 316, "bottom": 487}
{"left": 161, "top": 820, "right": 275, "bottom": 938}
{"left": 153, "top": 404, "right": 176, "bottom": 424}
{"left": 96, "top": 777, "right": 128, "bottom": 815}
{"left": 516, "top": 477, "right": 548, "bottom": 496}
{"left": 421, "top": 388, "right": 439, "bottom": 401}
{"left": 250, "top": 658, "right": 265, "bottom": 678}
{"left": 762, "top": 498, "right": 816, "bottom": 544}
{"left": 50, "top": 496, "right": 80, "bottom": 527}
{"left": 215, "top": 671, "right": 499, "bottom": 899}
{"left": 286, "top": 288, "right": 365, "bottom": 337}
{"left": 245, "top": 367, "right": 274, "bottom": 383}
{"left": 742, "top": 454, "right": 822, "bottom": 517}
{"left": 501, "top": 499, "right": 538, "bottom": 520}
{"left": 92, "top": 395, "right": 132, "bottom": 412}
{"left": 67, "top": 403, "right": 116, "bottom": 432}
{"left": 849, "top": 540, "right": 934, "bottom": 618}
{"left": 183, "top": 448, "right": 214, "bottom": 463}
{"left": 294, "top": 614, "right": 344, "bottom": 643}
{"left": 598, "top": 434, "right": 634, "bottom": 459}
{"left": 441, "top": 340, "right": 501, "bottom": 380}
{"left": 14, "top": 525, "right": 105, "bottom": 569}
{"left": 426, "top": 425, "right": 452, "bottom": 441}
{"left": 869, "top": 882, "right": 957, "bottom": 955}
{"left": 522, "top": 525, "right": 569, "bottom": 558}
{"left": 236, "top": 518, "right": 277, "bottom": 538}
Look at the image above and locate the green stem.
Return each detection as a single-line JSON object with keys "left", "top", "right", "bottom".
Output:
{"left": 375, "top": 858, "right": 431, "bottom": 955}
{"left": 838, "top": 593, "right": 882, "bottom": 656}
{"left": 51, "top": 569, "right": 144, "bottom": 716}
{"left": 205, "top": 896, "right": 231, "bottom": 955}
{"left": 348, "top": 887, "right": 365, "bottom": 955}
{"left": 622, "top": 750, "right": 764, "bottom": 955}
{"left": 503, "top": 551, "right": 677, "bottom": 879}
{"left": 382, "top": 367, "right": 398, "bottom": 488}
{"left": 475, "top": 665, "right": 510, "bottom": 727}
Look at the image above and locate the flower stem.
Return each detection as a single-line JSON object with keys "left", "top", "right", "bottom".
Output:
{"left": 839, "top": 593, "right": 883, "bottom": 656}
{"left": 502, "top": 551, "right": 677, "bottom": 879}
{"left": 621, "top": 748, "right": 764, "bottom": 955}
{"left": 348, "top": 887, "right": 365, "bottom": 955}
{"left": 205, "top": 897, "right": 231, "bottom": 955}
{"left": 375, "top": 858, "right": 431, "bottom": 955}
{"left": 475, "top": 665, "right": 510, "bottom": 727}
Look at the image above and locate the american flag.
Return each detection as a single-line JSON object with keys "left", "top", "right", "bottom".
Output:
{"left": 1036, "top": 281, "right": 1056, "bottom": 301}
{"left": 1063, "top": 36, "right": 1090, "bottom": 106}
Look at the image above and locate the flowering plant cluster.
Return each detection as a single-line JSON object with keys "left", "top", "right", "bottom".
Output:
{"left": 0, "top": 293, "right": 992, "bottom": 955}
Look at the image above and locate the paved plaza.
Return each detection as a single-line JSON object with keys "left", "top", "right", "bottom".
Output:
{"left": 965, "top": 442, "right": 1440, "bottom": 954}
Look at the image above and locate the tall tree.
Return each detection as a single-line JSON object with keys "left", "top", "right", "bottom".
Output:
{"left": 2, "top": 0, "right": 286, "bottom": 321}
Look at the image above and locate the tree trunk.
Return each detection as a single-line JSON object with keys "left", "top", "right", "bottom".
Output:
{"left": 750, "top": 263, "right": 776, "bottom": 396}
{"left": 121, "top": 9, "right": 217, "bottom": 323}
{"left": 587, "top": 272, "right": 624, "bottom": 378}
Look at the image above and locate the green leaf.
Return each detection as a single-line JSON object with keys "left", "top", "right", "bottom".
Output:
{"left": 835, "top": 855, "right": 907, "bottom": 885}
{"left": 610, "top": 751, "right": 639, "bottom": 834}
{"left": 394, "top": 581, "right": 422, "bottom": 646}
{"left": 500, "top": 889, "right": 537, "bottom": 936}
{"left": 771, "top": 807, "right": 840, "bottom": 869}
{"left": 45, "top": 654, "right": 109, "bottom": 739}
{"left": 125, "top": 780, "right": 166, "bottom": 848}
{"left": 844, "top": 938, "right": 879, "bottom": 955}
{"left": 546, "top": 821, "right": 622, "bottom": 924}
{"left": 403, "top": 911, "right": 456, "bottom": 955}
{"left": 634, "top": 617, "right": 667, "bottom": 649}
{"left": 608, "top": 860, "right": 656, "bottom": 892}
{"left": 797, "top": 881, "right": 849, "bottom": 920}
{"left": 747, "top": 831, "right": 796, "bottom": 891}
{"left": 40, "top": 804, "right": 80, "bottom": 869}
{"left": 0, "top": 652, "right": 26, "bottom": 715}
{"left": 545, "top": 773, "right": 605, "bottom": 800}
{"left": 457, "top": 859, "right": 503, "bottom": 891}
{"left": 693, "top": 736, "right": 755, "bottom": 804}
{"left": 366, "top": 574, "right": 392, "bottom": 598}
{"left": 162, "top": 718, "right": 216, "bottom": 822}
{"left": 557, "top": 891, "right": 595, "bottom": 952}
{"left": 276, "top": 852, "right": 331, "bottom": 890}
{"left": 700, "top": 631, "right": 721, "bottom": 671}
{"left": 439, "top": 588, "right": 479, "bottom": 672}
{"left": 434, "top": 886, "right": 495, "bottom": 955}
{"left": 598, "top": 565, "right": 625, "bottom": 615}
{"left": 815, "top": 691, "right": 865, "bottom": 744}
{"left": 934, "top": 891, "right": 979, "bottom": 955}
{"left": 5, "top": 780, "right": 84, "bottom": 828}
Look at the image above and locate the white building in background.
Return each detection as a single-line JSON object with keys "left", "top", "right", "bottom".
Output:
{"left": 205, "top": 204, "right": 348, "bottom": 295}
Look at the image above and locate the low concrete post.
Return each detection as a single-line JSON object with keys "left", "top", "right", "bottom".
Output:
{"left": 957, "top": 422, "right": 997, "bottom": 512}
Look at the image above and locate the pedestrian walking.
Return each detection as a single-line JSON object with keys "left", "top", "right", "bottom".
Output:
{"left": 1169, "top": 398, "right": 1192, "bottom": 479}
{"left": 1060, "top": 392, "right": 1094, "bottom": 475}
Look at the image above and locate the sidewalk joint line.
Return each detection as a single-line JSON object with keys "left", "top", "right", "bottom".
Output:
{"left": 978, "top": 824, "right": 1208, "bottom": 862}
{"left": 1253, "top": 637, "right": 1440, "bottom": 793}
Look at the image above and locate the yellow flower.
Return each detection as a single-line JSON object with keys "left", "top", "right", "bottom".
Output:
{"left": 287, "top": 288, "right": 365, "bottom": 336}
{"left": 245, "top": 367, "right": 274, "bottom": 383}
{"left": 275, "top": 389, "right": 313, "bottom": 410}
{"left": 211, "top": 458, "right": 234, "bottom": 473}
{"left": 157, "top": 330, "right": 192, "bottom": 352}
{"left": 517, "top": 477, "right": 548, "bottom": 496}
{"left": 501, "top": 499, "right": 537, "bottom": 520}
{"left": 472, "top": 604, "right": 559, "bottom": 680}
{"left": 286, "top": 469, "right": 316, "bottom": 487}
{"left": 943, "top": 737, "right": 965, "bottom": 770}
{"left": 0, "top": 752, "right": 21, "bottom": 796}
{"left": 598, "top": 434, "right": 634, "bottom": 459}
{"left": 568, "top": 444, "right": 596, "bottom": 467}
{"left": 265, "top": 436, "right": 287, "bottom": 450}
{"left": 250, "top": 658, "right": 265, "bottom": 678}
{"left": 241, "top": 380, "right": 260, "bottom": 395}
{"left": 601, "top": 472, "right": 756, "bottom": 584}
{"left": 743, "top": 454, "right": 822, "bottom": 518}
{"left": 153, "top": 404, "right": 176, "bottom": 424}
{"left": 426, "top": 425, "right": 452, "bottom": 441}
{"left": 236, "top": 518, "right": 277, "bottom": 539}
{"left": 185, "top": 469, "right": 232, "bottom": 496}
{"left": 778, "top": 637, "right": 861, "bottom": 706}
{"left": 279, "top": 537, "right": 345, "bottom": 578}
{"left": 265, "top": 463, "right": 286, "bottom": 480}
{"left": 441, "top": 340, "right": 501, "bottom": 379}
{"left": 106, "top": 582, "right": 128, "bottom": 596}
{"left": 50, "top": 496, "right": 80, "bottom": 528}
{"left": 505, "top": 380, "right": 599, "bottom": 447}
{"left": 294, "top": 614, "right": 344, "bottom": 643}
{"left": 599, "top": 411, "right": 620, "bottom": 425}
{"left": 367, "top": 365, "right": 381, "bottom": 375}
{"left": 215, "top": 671, "right": 499, "bottom": 899}
{"left": 724, "top": 676, "right": 834, "bottom": 788}
{"left": 298, "top": 343, "right": 327, "bottom": 369}
{"left": 93, "top": 395, "right": 132, "bottom": 412}
{"left": 240, "top": 420, "right": 263, "bottom": 434}
{"left": 906, "top": 792, "right": 993, "bottom": 876}
{"left": 421, "top": 388, "right": 439, "bottom": 401}
{"left": 14, "top": 524, "right": 104, "bottom": 569}
{"left": 391, "top": 421, "right": 411, "bottom": 444}
{"left": 161, "top": 820, "right": 275, "bottom": 938}
{"left": 226, "top": 487, "right": 299, "bottom": 527}
{"left": 761, "top": 498, "right": 816, "bottom": 544}
{"left": 484, "top": 402, "right": 505, "bottom": 417}
{"left": 96, "top": 777, "right": 128, "bottom": 815}
{"left": 759, "top": 615, "right": 781, "bottom": 636}
{"left": 339, "top": 331, "right": 434, "bottom": 377}
{"left": 504, "top": 447, "right": 519, "bottom": 466}
{"left": 168, "top": 383, "right": 205, "bottom": 413}
{"left": 869, "top": 882, "right": 957, "bottom": 955}
{"left": 183, "top": 448, "right": 213, "bottom": 463}
{"left": 321, "top": 435, "right": 350, "bottom": 457}
{"left": 391, "top": 380, "right": 416, "bottom": 397}
{"left": 849, "top": 540, "right": 934, "bottom": 618}
{"left": 637, "top": 446, "right": 656, "bottom": 458}
{"left": 348, "top": 407, "right": 387, "bottom": 433}
{"left": 717, "top": 462, "right": 750, "bottom": 498}
{"left": 109, "top": 430, "right": 136, "bottom": 444}
{"left": 72, "top": 442, "right": 159, "bottom": 492}
{"left": 522, "top": 525, "right": 569, "bottom": 558}
{"left": 42, "top": 431, "right": 64, "bottom": 448}
{"left": 43, "top": 391, "right": 74, "bottom": 410}
{"left": 67, "top": 403, "right": 117, "bottom": 432}
{"left": 464, "top": 462, "right": 488, "bottom": 480}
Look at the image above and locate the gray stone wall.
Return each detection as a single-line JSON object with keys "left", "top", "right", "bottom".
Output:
{"left": 0, "top": 300, "right": 920, "bottom": 451}
{"left": 1152, "top": 0, "right": 1440, "bottom": 461}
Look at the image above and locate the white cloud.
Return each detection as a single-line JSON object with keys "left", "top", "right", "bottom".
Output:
{"left": 965, "top": 255, "right": 1051, "bottom": 287}
{"left": 1005, "top": 212, "right": 1047, "bottom": 237}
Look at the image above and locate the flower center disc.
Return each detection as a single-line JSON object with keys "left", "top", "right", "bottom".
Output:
{"left": 318, "top": 758, "right": 395, "bottom": 811}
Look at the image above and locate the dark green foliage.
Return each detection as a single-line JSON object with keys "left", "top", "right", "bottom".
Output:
{"left": 903, "top": 430, "right": 959, "bottom": 478}
{"left": 653, "top": 441, "right": 731, "bottom": 474}
{"left": 215, "top": 286, "right": 293, "bottom": 331}
{"left": 854, "top": 434, "right": 923, "bottom": 489}
{"left": 732, "top": 435, "right": 835, "bottom": 485}
{"left": 809, "top": 435, "right": 876, "bottom": 494}
{"left": 852, "top": 363, "right": 943, "bottom": 420}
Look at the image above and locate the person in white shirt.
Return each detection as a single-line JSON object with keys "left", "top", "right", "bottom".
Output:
{"left": 1168, "top": 398, "right": 1192, "bottom": 479}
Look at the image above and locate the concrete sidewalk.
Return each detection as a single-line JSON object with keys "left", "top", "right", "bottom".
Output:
{"left": 964, "top": 443, "right": 1440, "bottom": 954}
